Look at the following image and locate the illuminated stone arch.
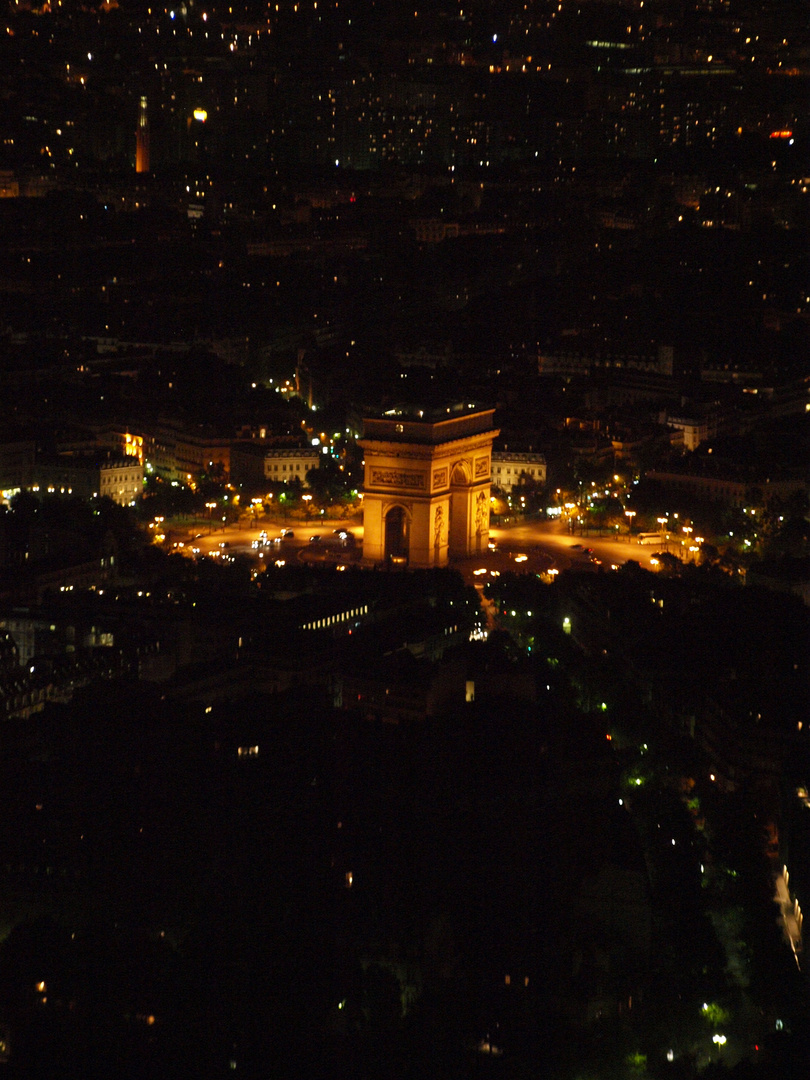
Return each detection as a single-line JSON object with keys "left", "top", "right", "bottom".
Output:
{"left": 359, "top": 407, "right": 499, "bottom": 568}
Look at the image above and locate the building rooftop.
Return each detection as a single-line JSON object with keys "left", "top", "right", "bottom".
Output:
{"left": 361, "top": 402, "right": 496, "bottom": 445}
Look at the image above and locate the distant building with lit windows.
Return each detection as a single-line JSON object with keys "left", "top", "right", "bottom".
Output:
{"left": 0, "top": 171, "right": 20, "bottom": 198}
{"left": 539, "top": 345, "right": 674, "bottom": 378}
{"left": 142, "top": 422, "right": 231, "bottom": 482}
{"left": 30, "top": 455, "right": 143, "bottom": 506}
{"left": 96, "top": 459, "right": 144, "bottom": 504}
{"left": 0, "top": 438, "right": 36, "bottom": 492}
{"left": 0, "top": 451, "right": 142, "bottom": 507}
{"left": 491, "top": 451, "right": 546, "bottom": 492}
{"left": 54, "top": 425, "right": 144, "bottom": 465}
{"left": 664, "top": 408, "right": 720, "bottom": 451}
{"left": 230, "top": 443, "right": 320, "bottom": 488}
{"left": 645, "top": 471, "right": 807, "bottom": 508}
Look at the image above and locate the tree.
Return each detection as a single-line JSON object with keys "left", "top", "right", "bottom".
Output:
{"left": 305, "top": 456, "right": 350, "bottom": 508}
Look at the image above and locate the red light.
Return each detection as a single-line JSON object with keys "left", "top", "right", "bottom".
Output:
{"left": 606, "top": 733, "right": 612, "bottom": 740}
{"left": 769, "top": 130, "right": 793, "bottom": 139}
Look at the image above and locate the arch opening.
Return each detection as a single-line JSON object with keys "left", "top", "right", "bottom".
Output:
{"left": 451, "top": 460, "right": 471, "bottom": 486}
{"left": 384, "top": 505, "right": 409, "bottom": 564}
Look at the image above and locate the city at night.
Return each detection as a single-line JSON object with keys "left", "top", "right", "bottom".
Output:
{"left": 0, "top": 0, "right": 808, "bottom": 1076}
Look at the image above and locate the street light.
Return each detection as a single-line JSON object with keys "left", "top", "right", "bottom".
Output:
{"left": 657, "top": 516, "right": 669, "bottom": 550}
{"left": 205, "top": 501, "right": 217, "bottom": 534}
{"left": 625, "top": 509, "right": 636, "bottom": 538}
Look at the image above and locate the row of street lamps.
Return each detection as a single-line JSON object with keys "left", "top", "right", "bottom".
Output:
{"left": 622, "top": 510, "right": 706, "bottom": 560}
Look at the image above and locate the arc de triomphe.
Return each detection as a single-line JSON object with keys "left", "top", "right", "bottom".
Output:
{"left": 359, "top": 406, "right": 499, "bottom": 568}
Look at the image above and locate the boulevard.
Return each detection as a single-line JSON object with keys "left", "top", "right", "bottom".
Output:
{"left": 168, "top": 513, "right": 667, "bottom": 575}
{"left": 487, "top": 518, "right": 664, "bottom": 573}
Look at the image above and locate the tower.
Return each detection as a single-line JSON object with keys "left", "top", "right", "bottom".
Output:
{"left": 359, "top": 405, "right": 499, "bottom": 569}
{"left": 135, "top": 96, "right": 150, "bottom": 174}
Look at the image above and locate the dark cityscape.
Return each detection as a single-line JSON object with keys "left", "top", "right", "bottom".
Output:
{"left": 0, "top": 0, "right": 808, "bottom": 1076}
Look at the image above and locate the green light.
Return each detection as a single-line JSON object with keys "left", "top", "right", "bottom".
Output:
{"left": 701, "top": 1002, "right": 730, "bottom": 1026}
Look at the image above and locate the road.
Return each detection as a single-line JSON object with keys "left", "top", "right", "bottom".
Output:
{"left": 168, "top": 518, "right": 362, "bottom": 566}
{"left": 487, "top": 519, "right": 663, "bottom": 572}
{"left": 163, "top": 515, "right": 665, "bottom": 575}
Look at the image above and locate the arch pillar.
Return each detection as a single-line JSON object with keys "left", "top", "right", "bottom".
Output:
{"left": 450, "top": 483, "right": 492, "bottom": 558}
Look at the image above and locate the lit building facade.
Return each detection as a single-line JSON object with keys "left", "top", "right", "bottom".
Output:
{"left": 142, "top": 422, "right": 231, "bottom": 483}
{"left": 97, "top": 459, "right": 144, "bottom": 505}
{"left": 14, "top": 456, "right": 144, "bottom": 506}
{"left": 230, "top": 443, "right": 321, "bottom": 487}
{"left": 491, "top": 452, "right": 546, "bottom": 492}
